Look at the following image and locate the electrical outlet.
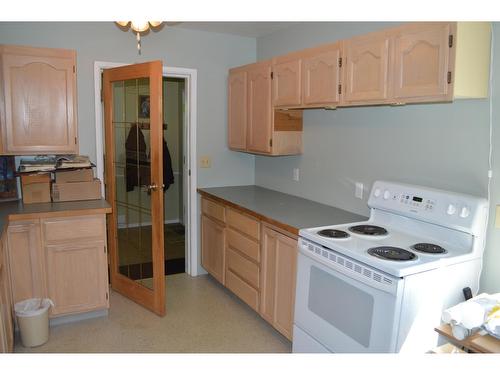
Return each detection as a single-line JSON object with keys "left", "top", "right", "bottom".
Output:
{"left": 200, "top": 156, "right": 211, "bottom": 168}
{"left": 355, "top": 182, "right": 363, "bottom": 199}
{"left": 293, "top": 168, "right": 300, "bottom": 181}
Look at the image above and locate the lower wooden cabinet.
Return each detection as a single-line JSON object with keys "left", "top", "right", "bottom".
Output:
{"left": 201, "top": 214, "right": 225, "bottom": 284}
{"left": 260, "top": 227, "right": 298, "bottom": 340}
{"left": 45, "top": 241, "right": 108, "bottom": 316}
{"left": 200, "top": 196, "right": 298, "bottom": 341}
{"left": 0, "top": 233, "right": 14, "bottom": 353}
{"left": 7, "top": 220, "right": 46, "bottom": 304}
{"left": 5, "top": 214, "right": 109, "bottom": 319}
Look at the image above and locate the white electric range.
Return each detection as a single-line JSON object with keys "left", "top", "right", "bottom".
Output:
{"left": 293, "top": 181, "right": 489, "bottom": 353}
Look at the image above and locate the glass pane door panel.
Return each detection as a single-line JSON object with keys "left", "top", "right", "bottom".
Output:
{"left": 112, "top": 78, "right": 155, "bottom": 290}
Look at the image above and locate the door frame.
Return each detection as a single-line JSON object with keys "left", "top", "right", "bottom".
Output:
{"left": 94, "top": 61, "right": 199, "bottom": 277}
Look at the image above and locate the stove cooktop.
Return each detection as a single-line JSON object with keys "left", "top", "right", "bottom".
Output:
{"left": 299, "top": 218, "right": 475, "bottom": 277}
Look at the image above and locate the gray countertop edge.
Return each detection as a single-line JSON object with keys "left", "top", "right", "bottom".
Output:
{"left": 198, "top": 185, "right": 367, "bottom": 235}
{"left": 0, "top": 199, "right": 112, "bottom": 234}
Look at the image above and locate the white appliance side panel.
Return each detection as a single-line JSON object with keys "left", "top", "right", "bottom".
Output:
{"left": 396, "top": 258, "right": 482, "bottom": 352}
{"left": 293, "top": 325, "right": 331, "bottom": 353}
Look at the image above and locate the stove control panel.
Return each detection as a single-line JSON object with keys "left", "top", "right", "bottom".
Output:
{"left": 368, "top": 181, "right": 489, "bottom": 236}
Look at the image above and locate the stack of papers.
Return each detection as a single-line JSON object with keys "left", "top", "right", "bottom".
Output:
{"left": 19, "top": 157, "right": 56, "bottom": 172}
{"left": 18, "top": 155, "right": 93, "bottom": 173}
{"left": 56, "top": 155, "right": 92, "bottom": 169}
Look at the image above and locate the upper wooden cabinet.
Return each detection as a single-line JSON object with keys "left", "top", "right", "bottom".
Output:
{"left": 272, "top": 54, "right": 302, "bottom": 107}
{"left": 228, "top": 70, "right": 247, "bottom": 150}
{"left": 228, "top": 61, "right": 303, "bottom": 156}
{"left": 0, "top": 44, "right": 78, "bottom": 155}
{"left": 302, "top": 43, "right": 342, "bottom": 107}
{"left": 393, "top": 23, "right": 454, "bottom": 102}
{"left": 247, "top": 62, "right": 273, "bottom": 154}
{"left": 227, "top": 22, "right": 491, "bottom": 154}
{"left": 342, "top": 30, "right": 392, "bottom": 105}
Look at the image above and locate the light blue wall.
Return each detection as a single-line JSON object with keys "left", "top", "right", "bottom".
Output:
{"left": 0, "top": 22, "right": 257, "bottom": 275}
{"left": 255, "top": 22, "right": 499, "bottom": 293}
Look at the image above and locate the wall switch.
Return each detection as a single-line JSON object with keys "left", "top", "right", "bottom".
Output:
{"left": 355, "top": 182, "right": 363, "bottom": 199}
{"left": 200, "top": 156, "right": 211, "bottom": 168}
{"left": 293, "top": 168, "right": 300, "bottom": 181}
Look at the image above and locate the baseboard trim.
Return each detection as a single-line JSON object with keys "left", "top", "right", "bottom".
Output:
{"left": 117, "top": 218, "right": 180, "bottom": 229}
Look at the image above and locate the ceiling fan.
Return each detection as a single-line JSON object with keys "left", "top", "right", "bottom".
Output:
{"left": 115, "top": 21, "right": 182, "bottom": 54}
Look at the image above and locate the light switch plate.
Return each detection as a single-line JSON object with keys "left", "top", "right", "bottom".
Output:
{"left": 200, "top": 156, "right": 211, "bottom": 168}
{"left": 293, "top": 168, "right": 300, "bottom": 181}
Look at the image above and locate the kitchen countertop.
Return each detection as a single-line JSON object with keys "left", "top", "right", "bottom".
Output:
{"left": 0, "top": 199, "right": 112, "bottom": 233}
{"left": 198, "top": 185, "right": 367, "bottom": 235}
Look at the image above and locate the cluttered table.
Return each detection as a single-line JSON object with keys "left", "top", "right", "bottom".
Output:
{"left": 435, "top": 324, "right": 500, "bottom": 353}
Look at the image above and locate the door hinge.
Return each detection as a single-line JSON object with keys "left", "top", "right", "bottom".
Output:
{"left": 338, "top": 57, "right": 342, "bottom": 68}
{"left": 447, "top": 71, "right": 452, "bottom": 84}
{"left": 104, "top": 246, "right": 106, "bottom": 254}
{"left": 269, "top": 139, "right": 273, "bottom": 147}
{"left": 73, "top": 65, "right": 76, "bottom": 73}
{"left": 449, "top": 34, "right": 454, "bottom": 48}
{"left": 338, "top": 84, "right": 342, "bottom": 95}
{"left": 270, "top": 71, "right": 274, "bottom": 79}
{"left": 188, "top": 169, "right": 191, "bottom": 176}
{"left": 74, "top": 137, "right": 77, "bottom": 145}
{"left": 105, "top": 292, "right": 109, "bottom": 300}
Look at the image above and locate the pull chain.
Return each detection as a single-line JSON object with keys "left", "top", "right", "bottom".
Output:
{"left": 136, "top": 32, "right": 141, "bottom": 55}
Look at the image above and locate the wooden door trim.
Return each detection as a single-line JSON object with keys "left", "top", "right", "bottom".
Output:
{"left": 103, "top": 60, "right": 165, "bottom": 316}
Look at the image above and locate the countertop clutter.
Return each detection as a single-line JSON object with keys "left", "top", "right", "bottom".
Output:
{"left": 198, "top": 185, "right": 366, "bottom": 235}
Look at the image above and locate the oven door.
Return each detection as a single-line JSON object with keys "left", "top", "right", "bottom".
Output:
{"left": 293, "top": 245, "right": 404, "bottom": 353}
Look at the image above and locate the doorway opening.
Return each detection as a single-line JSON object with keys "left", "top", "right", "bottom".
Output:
{"left": 94, "top": 61, "right": 198, "bottom": 284}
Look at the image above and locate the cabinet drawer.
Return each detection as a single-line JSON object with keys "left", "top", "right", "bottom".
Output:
{"left": 226, "top": 248, "right": 259, "bottom": 289}
{"left": 201, "top": 198, "right": 226, "bottom": 223}
{"left": 227, "top": 209, "right": 260, "bottom": 240}
{"left": 227, "top": 228, "right": 260, "bottom": 263}
{"left": 42, "top": 215, "right": 105, "bottom": 243}
{"left": 225, "top": 269, "right": 259, "bottom": 312}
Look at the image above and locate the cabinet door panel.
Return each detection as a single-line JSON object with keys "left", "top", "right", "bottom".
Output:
{"left": 273, "top": 59, "right": 302, "bottom": 107}
{"left": 0, "top": 238, "right": 14, "bottom": 353}
{"left": 393, "top": 23, "right": 452, "bottom": 100}
{"left": 260, "top": 227, "right": 298, "bottom": 340}
{"left": 343, "top": 33, "right": 391, "bottom": 103}
{"left": 247, "top": 63, "right": 272, "bottom": 153}
{"left": 7, "top": 220, "right": 45, "bottom": 304}
{"left": 273, "top": 232, "right": 297, "bottom": 339}
{"left": 228, "top": 70, "right": 247, "bottom": 150}
{"left": 1, "top": 46, "right": 77, "bottom": 154}
{"left": 201, "top": 215, "right": 225, "bottom": 284}
{"left": 45, "top": 241, "right": 108, "bottom": 316}
{"left": 303, "top": 46, "right": 341, "bottom": 106}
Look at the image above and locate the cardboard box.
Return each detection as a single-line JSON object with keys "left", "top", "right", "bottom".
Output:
{"left": 55, "top": 168, "right": 94, "bottom": 183}
{"left": 52, "top": 179, "right": 102, "bottom": 202}
{"left": 21, "top": 173, "right": 51, "bottom": 204}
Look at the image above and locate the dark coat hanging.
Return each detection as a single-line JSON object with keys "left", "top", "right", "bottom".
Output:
{"left": 125, "top": 124, "right": 150, "bottom": 192}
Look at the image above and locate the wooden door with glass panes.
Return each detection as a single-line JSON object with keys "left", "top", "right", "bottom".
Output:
{"left": 103, "top": 61, "right": 165, "bottom": 316}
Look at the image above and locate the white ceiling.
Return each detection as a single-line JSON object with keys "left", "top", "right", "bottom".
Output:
{"left": 173, "top": 22, "right": 300, "bottom": 38}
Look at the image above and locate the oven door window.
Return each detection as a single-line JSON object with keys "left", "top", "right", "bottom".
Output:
{"left": 309, "top": 266, "right": 373, "bottom": 347}
{"left": 294, "top": 252, "right": 400, "bottom": 352}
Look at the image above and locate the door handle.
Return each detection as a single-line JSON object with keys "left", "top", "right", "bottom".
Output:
{"left": 147, "top": 183, "right": 158, "bottom": 192}
{"left": 147, "top": 183, "right": 165, "bottom": 192}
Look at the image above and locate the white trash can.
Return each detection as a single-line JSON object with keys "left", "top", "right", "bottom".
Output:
{"left": 14, "top": 298, "right": 53, "bottom": 347}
